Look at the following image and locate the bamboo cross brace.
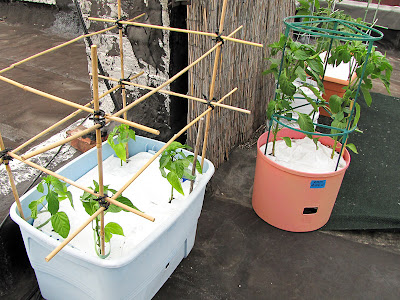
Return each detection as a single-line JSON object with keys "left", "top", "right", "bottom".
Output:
{"left": 92, "top": 73, "right": 251, "bottom": 115}
{"left": 112, "top": 87, "right": 238, "bottom": 200}
{"left": 87, "top": 17, "right": 263, "bottom": 48}
{"left": 0, "top": 75, "right": 159, "bottom": 137}
{"left": 91, "top": 45, "right": 106, "bottom": 256}
{"left": 0, "top": 132, "right": 25, "bottom": 220}
{"left": 201, "top": 0, "right": 229, "bottom": 170}
{"left": 113, "top": 26, "right": 242, "bottom": 119}
{"left": 0, "top": 14, "right": 146, "bottom": 75}
{"left": 10, "top": 84, "right": 121, "bottom": 157}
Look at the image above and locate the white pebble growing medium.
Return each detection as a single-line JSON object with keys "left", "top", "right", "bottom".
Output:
{"left": 260, "top": 137, "right": 346, "bottom": 173}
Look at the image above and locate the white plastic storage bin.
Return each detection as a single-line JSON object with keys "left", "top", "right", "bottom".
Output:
{"left": 10, "top": 135, "right": 215, "bottom": 300}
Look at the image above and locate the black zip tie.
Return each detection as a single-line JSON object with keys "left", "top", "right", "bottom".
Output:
{"left": 202, "top": 94, "right": 216, "bottom": 110}
{"left": 94, "top": 195, "right": 110, "bottom": 210}
{"left": 90, "top": 109, "right": 106, "bottom": 128}
{"left": 0, "top": 148, "right": 13, "bottom": 165}
{"left": 115, "top": 17, "right": 127, "bottom": 30}
{"left": 118, "top": 73, "right": 133, "bottom": 89}
{"left": 213, "top": 31, "right": 224, "bottom": 44}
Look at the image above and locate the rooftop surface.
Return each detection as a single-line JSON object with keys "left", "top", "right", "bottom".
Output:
{"left": 0, "top": 19, "right": 399, "bottom": 299}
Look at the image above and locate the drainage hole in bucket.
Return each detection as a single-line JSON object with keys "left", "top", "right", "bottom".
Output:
{"left": 165, "top": 263, "right": 170, "bottom": 269}
{"left": 303, "top": 207, "right": 318, "bottom": 215}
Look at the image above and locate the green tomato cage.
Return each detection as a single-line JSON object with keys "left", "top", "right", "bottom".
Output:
{"left": 266, "top": 15, "right": 384, "bottom": 170}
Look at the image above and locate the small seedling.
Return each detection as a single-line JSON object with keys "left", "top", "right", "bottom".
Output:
{"left": 108, "top": 124, "right": 136, "bottom": 166}
{"left": 29, "top": 175, "right": 74, "bottom": 238}
{"left": 159, "top": 141, "right": 202, "bottom": 202}
{"left": 80, "top": 180, "right": 140, "bottom": 258}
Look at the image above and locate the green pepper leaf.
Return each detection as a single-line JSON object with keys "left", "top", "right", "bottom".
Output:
{"left": 51, "top": 212, "right": 70, "bottom": 238}
{"left": 29, "top": 195, "right": 46, "bottom": 219}
{"left": 186, "top": 155, "right": 203, "bottom": 174}
{"left": 329, "top": 95, "right": 343, "bottom": 114}
{"left": 167, "top": 172, "right": 184, "bottom": 195}
{"left": 297, "top": 113, "right": 314, "bottom": 133}
{"left": 47, "top": 191, "right": 59, "bottom": 215}
{"left": 346, "top": 143, "right": 358, "bottom": 154}
{"left": 279, "top": 71, "right": 296, "bottom": 97}
{"left": 361, "top": 86, "right": 372, "bottom": 107}
{"left": 266, "top": 100, "right": 276, "bottom": 120}
{"left": 104, "top": 222, "right": 124, "bottom": 243}
{"left": 82, "top": 199, "right": 98, "bottom": 216}
{"left": 37, "top": 181, "right": 44, "bottom": 193}
{"left": 281, "top": 137, "right": 292, "bottom": 148}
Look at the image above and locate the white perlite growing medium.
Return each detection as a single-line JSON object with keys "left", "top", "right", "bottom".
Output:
{"left": 260, "top": 137, "right": 346, "bottom": 174}
{"left": 33, "top": 151, "right": 203, "bottom": 260}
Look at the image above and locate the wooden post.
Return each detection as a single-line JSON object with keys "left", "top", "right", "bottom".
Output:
{"left": 91, "top": 45, "right": 106, "bottom": 255}
{"left": 190, "top": 117, "right": 204, "bottom": 193}
{"left": 0, "top": 131, "right": 25, "bottom": 220}
{"left": 201, "top": 0, "right": 229, "bottom": 169}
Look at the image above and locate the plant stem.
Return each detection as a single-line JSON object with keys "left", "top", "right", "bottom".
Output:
{"left": 169, "top": 186, "right": 173, "bottom": 203}
{"left": 331, "top": 137, "right": 338, "bottom": 159}
{"left": 271, "top": 121, "right": 280, "bottom": 156}
{"left": 36, "top": 217, "right": 51, "bottom": 229}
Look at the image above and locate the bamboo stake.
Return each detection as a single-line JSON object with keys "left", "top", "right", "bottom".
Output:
{"left": 12, "top": 85, "right": 121, "bottom": 156}
{"left": 112, "top": 88, "right": 237, "bottom": 200}
{"left": 93, "top": 74, "right": 251, "bottom": 115}
{"left": 117, "top": 0, "right": 129, "bottom": 159}
{"left": 201, "top": 0, "right": 228, "bottom": 170}
{"left": 45, "top": 206, "right": 105, "bottom": 262}
{"left": 0, "top": 14, "right": 146, "bottom": 75}
{"left": 0, "top": 132, "right": 25, "bottom": 220}
{"left": 88, "top": 17, "right": 263, "bottom": 48}
{"left": 91, "top": 45, "right": 106, "bottom": 256}
{"left": 190, "top": 117, "right": 204, "bottom": 193}
{"left": 8, "top": 152, "right": 154, "bottom": 221}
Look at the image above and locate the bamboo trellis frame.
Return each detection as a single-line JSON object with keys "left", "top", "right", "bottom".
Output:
{"left": 0, "top": 0, "right": 262, "bottom": 262}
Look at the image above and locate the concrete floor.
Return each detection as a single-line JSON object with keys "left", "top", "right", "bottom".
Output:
{"left": 0, "top": 20, "right": 399, "bottom": 300}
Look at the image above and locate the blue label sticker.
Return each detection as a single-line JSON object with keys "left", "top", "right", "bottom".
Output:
{"left": 310, "top": 180, "right": 326, "bottom": 189}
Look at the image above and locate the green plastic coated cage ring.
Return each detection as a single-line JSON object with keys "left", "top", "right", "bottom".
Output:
{"left": 283, "top": 15, "right": 384, "bottom": 42}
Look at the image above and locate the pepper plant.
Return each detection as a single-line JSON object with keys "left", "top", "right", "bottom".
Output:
{"left": 264, "top": 34, "right": 326, "bottom": 155}
{"left": 29, "top": 175, "right": 73, "bottom": 238}
{"left": 108, "top": 124, "right": 136, "bottom": 166}
{"left": 80, "top": 180, "right": 140, "bottom": 257}
{"left": 159, "top": 141, "right": 202, "bottom": 202}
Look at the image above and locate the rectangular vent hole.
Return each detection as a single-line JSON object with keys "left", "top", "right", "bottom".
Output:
{"left": 303, "top": 207, "right": 318, "bottom": 215}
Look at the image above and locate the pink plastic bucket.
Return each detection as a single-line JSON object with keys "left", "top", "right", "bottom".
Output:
{"left": 252, "top": 128, "right": 351, "bottom": 232}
